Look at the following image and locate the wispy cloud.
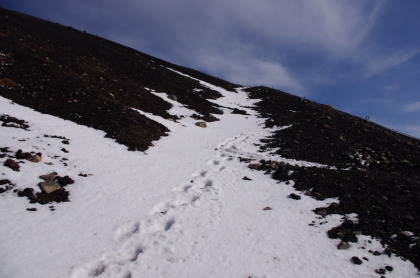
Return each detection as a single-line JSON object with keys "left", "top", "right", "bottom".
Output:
{"left": 362, "top": 48, "right": 419, "bottom": 78}
{"left": 404, "top": 101, "right": 420, "bottom": 112}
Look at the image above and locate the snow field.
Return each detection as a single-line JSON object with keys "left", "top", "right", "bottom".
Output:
{"left": 0, "top": 75, "right": 418, "bottom": 278}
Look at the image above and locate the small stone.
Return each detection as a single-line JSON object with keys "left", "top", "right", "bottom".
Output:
{"left": 166, "top": 118, "right": 175, "bottom": 122}
{"left": 338, "top": 241, "right": 350, "bottom": 250}
{"left": 385, "top": 266, "right": 393, "bottom": 272}
{"left": 39, "top": 181, "right": 61, "bottom": 194}
{"left": 4, "top": 159, "right": 20, "bottom": 171}
{"left": 406, "top": 215, "right": 415, "bottom": 221}
{"left": 27, "top": 155, "right": 41, "bottom": 163}
{"left": 39, "top": 172, "right": 57, "bottom": 182}
{"left": 375, "top": 269, "right": 386, "bottom": 275}
{"left": 195, "top": 122, "right": 207, "bottom": 128}
{"left": 26, "top": 208, "right": 37, "bottom": 212}
{"left": 373, "top": 251, "right": 381, "bottom": 256}
{"left": 168, "top": 94, "right": 177, "bottom": 101}
{"left": 289, "top": 193, "right": 301, "bottom": 200}
{"left": 316, "top": 209, "right": 327, "bottom": 217}
{"left": 248, "top": 163, "right": 261, "bottom": 170}
{"left": 336, "top": 232, "right": 344, "bottom": 238}
{"left": 263, "top": 206, "right": 272, "bottom": 211}
{"left": 243, "top": 176, "right": 252, "bottom": 181}
{"left": 351, "top": 256, "right": 363, "bottom": 265}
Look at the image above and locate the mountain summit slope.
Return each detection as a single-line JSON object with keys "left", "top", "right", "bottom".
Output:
{"left": 0, "top": 7, "right": 419, "bottom": 277}
{"left": 0, "top": 7, "right": 237, "bottom": 151}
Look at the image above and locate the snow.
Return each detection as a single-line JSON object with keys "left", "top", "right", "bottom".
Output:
{"left": 0, "top": 74, "right": 418, "bottom": 278}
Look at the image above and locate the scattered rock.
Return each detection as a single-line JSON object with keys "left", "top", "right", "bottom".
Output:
{"left": 39, "top": 181, "right": 61, "bottom": 194}
{"left": 243, "top": 176, "right": 252, "bottom": 181}
{"left": 289, "top": 193, "right": 301, "bottom": 200}
{"left": 373, "top": 251, "right": 381, "bottom": 256}
{"left": 338, "top": 241, "right": 350, "bottom": 250}
{"left": 61, "top": 148, "right": 69, "bottom": 153}
{"left": 195, "top": 122, "right": 207, "bottom": 128}
{"left": 39, "top": 172, "right": 57, "bottom": 182}
{"left": 4, "top": 159, "right": 20, "bottom": 171}
{"left": 351, "top": 256, "right": 363, "bottom": 265}
{"left": 168, "top": 94, "right": 177, "bottom": 101}
{"left": 263, "top": 206, "right": 272, "bottom": 211}
{"left": 385, "top": 266, "right": 393, "bottom": 272}
{"left": 26, "top": 208, "right": 37, "bottom": 211}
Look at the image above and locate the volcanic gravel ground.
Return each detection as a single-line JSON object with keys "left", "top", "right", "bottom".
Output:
{"left": 247, "top": 86, "right": 420, "bottom": 270}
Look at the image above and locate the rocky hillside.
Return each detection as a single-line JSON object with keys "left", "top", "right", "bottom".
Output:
{"left": 1, "top": 7, "right": 419, "bottom": 272}
{"left": 0, "top": 7, "right": 237, "bottom": 151}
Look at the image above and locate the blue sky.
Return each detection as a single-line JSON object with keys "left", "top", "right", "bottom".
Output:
{"left": 2, "top": 0, "right": 420, "bottom": 137}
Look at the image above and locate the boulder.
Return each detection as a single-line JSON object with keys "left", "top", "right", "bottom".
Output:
{"left": 337, "top": 241, "right": 350, "bottom": 250}
{"left": 27, "top": 155, "right": 41, "bottom": 163}
{"left": 195, "top": 122, "right": 207, "bottom": 128}
{"left": 39, "top": 181, "right": 61, "bottom": 194}
{"left": 289, "top": 193, "right": 301, "bottom": 200}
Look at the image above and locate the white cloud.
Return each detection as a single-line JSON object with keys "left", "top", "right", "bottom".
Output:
{"left": 404, "top": 101, "right": 420, "bottom": 112}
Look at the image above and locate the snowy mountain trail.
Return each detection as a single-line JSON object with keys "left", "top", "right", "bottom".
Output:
{"left": 1, "top": 76, "right": 418, "bottom": 277}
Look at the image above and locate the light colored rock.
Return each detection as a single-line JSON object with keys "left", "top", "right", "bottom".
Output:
{"left": 195, "top": 122, "right": 207, "bottom": 128}
{"left": 39, "top": 172, "right": 57, "bottom": 182}
{"left": 39, "top": 181, "right": 61, "bottom": 194}
{"left": 168, "top": 94, "right": 177, "bottom": 101}
{"left": 27, "top": 155, "right": 41, "bottom": 163}
{"left": 337, "top": 241, "right": 350, "bottom": 250}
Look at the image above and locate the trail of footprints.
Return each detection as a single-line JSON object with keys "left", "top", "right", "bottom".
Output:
{"left": 74, "top": 138, "right": 246, "bottom": 277}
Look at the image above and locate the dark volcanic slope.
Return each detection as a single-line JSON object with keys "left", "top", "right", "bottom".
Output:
{"left": 247, "top": 87, "right": 420, "bottom": 270}
{"left": 0, "top": 7, "right": 238, "bottom": 151}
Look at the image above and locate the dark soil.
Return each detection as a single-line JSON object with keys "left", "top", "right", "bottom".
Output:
{"left": 0, "top": 7, "right": 237, "bottom": 151}
{"left": 247, "top": 86, "right": 420, "bottom": 270}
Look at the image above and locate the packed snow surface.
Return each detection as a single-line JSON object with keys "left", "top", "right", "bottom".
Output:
{"left": 0, "top": 73, "right": 418, "bottom": 278}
